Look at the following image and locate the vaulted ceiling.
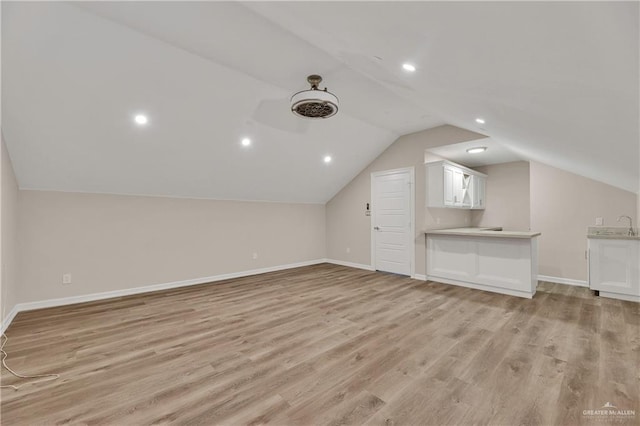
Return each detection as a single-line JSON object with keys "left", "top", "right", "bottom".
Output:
{"left": 2, "top": 1, "right": 638, "bottom": 203}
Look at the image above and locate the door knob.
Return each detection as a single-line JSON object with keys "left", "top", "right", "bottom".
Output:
{"left": 374, "top": 226, "right": 380, "bottom": 230}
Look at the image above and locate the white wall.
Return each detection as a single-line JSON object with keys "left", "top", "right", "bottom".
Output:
{"left": 326, "top": 125, "right": 486, "bottom": 275}
{"left": 6, "top": 127, "right": 640, "bottom": 316}
{"left": 1, "top": 138, "right": 3, "bottom": 322}
{"left": 470, "top": 160, "right": 637, "bottom": 283}
{"left": 18, "top": 191, "right": 325, "bottom": 303}
{"left": 1, "top": 136, "right": 20, "bottom": 324}
{"left": 471, "top": 161, "right": 530, "bottom": 231}
{"left": 530, "top": 161, "right": 638, "bottom": 282}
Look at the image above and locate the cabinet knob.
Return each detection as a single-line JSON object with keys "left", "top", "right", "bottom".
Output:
{"left": 374, "top": 226, "right": 380, "bottom": 230}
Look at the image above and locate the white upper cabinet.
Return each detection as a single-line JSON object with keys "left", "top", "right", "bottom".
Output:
{"left": 426, "top": 161, "right": 487, "bottom": 209}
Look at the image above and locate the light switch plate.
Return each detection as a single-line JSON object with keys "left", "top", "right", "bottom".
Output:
{"left": 595, "top": 217, "right": 603, "bottom": 226}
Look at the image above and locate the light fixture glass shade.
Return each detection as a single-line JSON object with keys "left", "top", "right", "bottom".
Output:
{"left": 466, "top": 147, "right": 487, "bottom": 154}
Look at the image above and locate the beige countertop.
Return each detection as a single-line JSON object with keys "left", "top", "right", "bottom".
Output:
{"left": 589, "top": 235, "right": 640, "bottom": 240}
{"left": 587, "top": 226, "right": 640, "bottom": 240}
{"left": 425, "top": 227, "right": 541, "bottom": 239}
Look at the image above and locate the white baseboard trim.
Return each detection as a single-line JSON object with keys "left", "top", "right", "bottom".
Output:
{"left": 325, "top": 259, "right": 375, "bottom": 271}
{"left": 598, "top": 291, "right": 640, "bottom": 303}
{"left": 427, "top": 275, "right": 535, "bottom": 299}
{"left": 1, "top": 259, "right": 326, "bottom": 333}
{"left": 538, "top": 275, "right": 588, "bottom": 287}
{"left": 1, "top": 305, "right": 20, "bottom": 334}
{"left": 325, "top": 259, "right": 424, "bottom": 279}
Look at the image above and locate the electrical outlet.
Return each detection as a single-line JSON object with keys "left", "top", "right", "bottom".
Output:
{"left": 595, "top": 217, "right": 603, "bottom": 226}
{"left": 252, "top": 252, "right": 258, "bottom": 260}
{"left": 62, "top": 273, "right": 72, "bottom": 285}
{"left": 346, "top": 247, "right": 351, "bottom": 253}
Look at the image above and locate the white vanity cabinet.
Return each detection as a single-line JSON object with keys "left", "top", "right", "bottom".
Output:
{"left": 589, "top": 237, "right": 640, "bottom": 302}
{"left": 426, "top": 160, "right": 486, "bottom": 209}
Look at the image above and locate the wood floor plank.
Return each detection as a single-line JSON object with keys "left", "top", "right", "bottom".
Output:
{"left": 1, "top": 263, "right": 638, "bottom": 425}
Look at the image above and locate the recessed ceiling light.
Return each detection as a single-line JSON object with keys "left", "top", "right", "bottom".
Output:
{"left": 324, "top": 155, "right": 332, "bottom": 163}
{"left": 134, "top": 114, "right": 148, "bottom": 125}
{"left": 466, "top": 147, "right": 487, "bottom": 154}
{"left": 241, "top": 138, "right": 251, "bottom": 147}
{"left": 402, "top": 63, "right": 416, "bottom": 72}
{"left": 475, "top": 118, "right": 485, "bottom": 124}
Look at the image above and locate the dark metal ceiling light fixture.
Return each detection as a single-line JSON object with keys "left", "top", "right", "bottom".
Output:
{"left": 291, "top": 75, "right": 339, "bottom": 119}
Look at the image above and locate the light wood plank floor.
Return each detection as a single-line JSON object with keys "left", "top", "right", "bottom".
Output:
{"left": 1, "top": 264, "right": 638, "bottom": 425}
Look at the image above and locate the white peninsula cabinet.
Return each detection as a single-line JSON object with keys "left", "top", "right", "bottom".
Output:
{"left": 425, "top": 228, "right": 541, "bottom": 298}
{"left": 426, "top": 160, "right": 486, "bottom": 209}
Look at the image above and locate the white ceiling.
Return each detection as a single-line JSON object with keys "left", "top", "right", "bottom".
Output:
{"left": 2, "top": 1, "right": 638, "bottom": 203}
{"left": 426, "top": 138, "right": 523, "bottom": 168}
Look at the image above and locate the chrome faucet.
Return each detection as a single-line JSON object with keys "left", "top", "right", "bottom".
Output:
{"left": 617, "top": 215, "right": 635, "bottom": 236}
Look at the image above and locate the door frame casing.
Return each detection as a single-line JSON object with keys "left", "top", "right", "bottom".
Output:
{"left": 370, "top": 167, "right": 415, "bottom": 278}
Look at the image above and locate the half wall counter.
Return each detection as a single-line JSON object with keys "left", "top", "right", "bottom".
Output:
{"left": 425, "top": 227, "right": 541, "bottom": 298}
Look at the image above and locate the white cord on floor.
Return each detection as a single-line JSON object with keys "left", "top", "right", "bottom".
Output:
{"left": 0, "top": 333, "right": 60, "bottom": 391}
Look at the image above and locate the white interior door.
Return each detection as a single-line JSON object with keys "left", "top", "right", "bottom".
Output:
{"left": 372, "top": 168, "right": 414, "bottom": 276}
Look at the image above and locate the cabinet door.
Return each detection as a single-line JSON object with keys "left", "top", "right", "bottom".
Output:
{"left": 471, "top": 176, "right": 486, "bottom": 209}
{"left": 452, "top": 169, "right": 464, "bottom": 206}
{"left": 460, "top": 173, "right": 472, "bottom": 207}
{"left": 589, "top": 239, "right": 639, "bottom": 296}
{"left": 443, "top": 166, "right": 455, "bottom": 206}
